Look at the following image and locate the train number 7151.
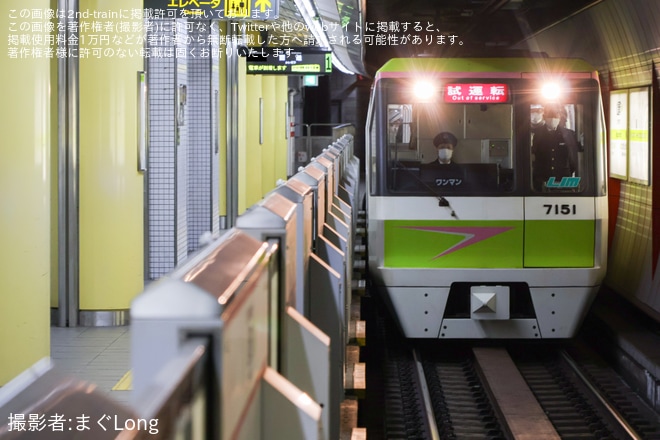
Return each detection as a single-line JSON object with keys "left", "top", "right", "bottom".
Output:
{"left": 543, "top": 204, "right": 576, "bottom": 215}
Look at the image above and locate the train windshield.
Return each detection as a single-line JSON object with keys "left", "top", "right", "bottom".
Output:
{"left": 375, "top": 78, "right": 599, "bottom": 196}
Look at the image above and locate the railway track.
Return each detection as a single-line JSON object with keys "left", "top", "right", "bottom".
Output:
{"left": 368, "top": 310, "right": 660, "bottom": 439}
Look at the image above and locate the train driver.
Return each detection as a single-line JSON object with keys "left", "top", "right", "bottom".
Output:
{"left": 428, "top": 131, "right": 460, "bottom": 166}
{"left": 531, "top": 103, "right": 579, "bottom": 191}
{"left": 421, "top": 132, "right": 465, "bottom": 187}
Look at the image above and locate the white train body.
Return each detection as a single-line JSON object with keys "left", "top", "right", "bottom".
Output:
{"left": 366, "top": 58, "right": 608, "bottom": 338}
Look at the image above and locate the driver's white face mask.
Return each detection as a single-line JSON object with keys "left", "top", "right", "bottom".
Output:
{"left": 531, "top": 112, "right": 543, "bottom": 125}
{"left": 545, "top": 117, "right": 560, "bottom": 130}
{"left": 437, "top": 148, "right": 453, "bottom": 162}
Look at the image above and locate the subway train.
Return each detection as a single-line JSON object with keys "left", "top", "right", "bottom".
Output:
{"left": 365, "top": 57, "right": 608, "bottom": 338}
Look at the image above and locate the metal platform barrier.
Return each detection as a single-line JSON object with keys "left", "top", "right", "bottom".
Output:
{"left": 0, "top": 134, "right": 363, "bottom": 440}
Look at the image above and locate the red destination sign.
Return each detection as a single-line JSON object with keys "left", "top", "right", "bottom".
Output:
{"left": 443, "top": 83, "right": 509, "bottom": 103}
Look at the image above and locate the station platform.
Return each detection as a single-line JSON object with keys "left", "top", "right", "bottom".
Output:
{"left": 1, "top": 135, "right": 365, "bottom": 439}
{"left": 50, "top": 326, "right": 131, "bottom": 406}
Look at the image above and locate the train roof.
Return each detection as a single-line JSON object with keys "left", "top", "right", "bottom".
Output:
{"left": 375, "top": 57, "right": 598, "bottom": 81}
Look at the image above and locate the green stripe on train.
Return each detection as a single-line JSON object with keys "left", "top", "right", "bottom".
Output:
{"left": 524, "top": 220, "right": 595, "bottom": 267}
{"left": 383, "top": 219, "right": 595, "bottom": 268}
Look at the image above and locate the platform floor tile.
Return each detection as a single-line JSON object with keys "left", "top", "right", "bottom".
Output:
{"left": 50, "top": 326, "right": 132, "bottom": 405}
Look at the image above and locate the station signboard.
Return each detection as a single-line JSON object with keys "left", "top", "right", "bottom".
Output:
{"left": 243, "top": 47, "right": 332, "bottom": 75}
{"left": 609, "top": 87, "right": 650, "bottom": 185}
{"left": 143, "top": 0, "right": 280, "bottom": 20}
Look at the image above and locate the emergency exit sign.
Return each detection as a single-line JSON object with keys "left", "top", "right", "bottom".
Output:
{"left": 143, "top": 0, "right": 280, "bottom": 20}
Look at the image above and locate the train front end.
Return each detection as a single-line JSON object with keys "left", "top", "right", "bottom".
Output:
{"left": 365, "top": 58, "right": 608, "bottom": 339}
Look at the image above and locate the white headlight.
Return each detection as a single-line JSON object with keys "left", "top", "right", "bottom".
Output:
{"left": 412, "top": 80, "right": 436, "bottom": 102}
{"left": 541, "top": 82, "right": 562, "bottom": 100}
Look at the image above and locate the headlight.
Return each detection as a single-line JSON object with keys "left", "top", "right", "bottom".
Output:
{"left": 541, "top": 82, "right": 562, "bottom": 100}
{"left": 412, "top": 80, "right": 437, "bottom": 102}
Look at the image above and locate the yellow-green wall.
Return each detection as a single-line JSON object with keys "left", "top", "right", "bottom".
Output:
{"left": 238, "top": 57, "right": 248, "bottom": 214}
{"left": 0, "top": 0, "right": 52, "bottom": 384}
{"left": 50, "top": 28, "right": 59, "bottom": 309}
{"left": 78, "top": 0, "right": 144, "bottom": 310}
{"left": 238, "top": 73, "right": 289, "bottom": 213}
{"left": 275, "top": 76, "right": 289, "bottom": 182}
{"left": 0, "top": 1, "right": 292, "bottom": 385}
{"left": 243, "top": 74, "right": 263, "bottom": 210}
{"left": 261, "top": 76, "right": 276, "bottom": 195}
{"left": 217, "top": 24, "right": 227, "bottom": 217}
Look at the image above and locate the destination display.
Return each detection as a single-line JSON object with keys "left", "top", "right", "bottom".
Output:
{"left": 443, "top": 83, "right": 509, "bottom": 103}
{"left": 243, "top": 47, "right": 332, "bottom": 75}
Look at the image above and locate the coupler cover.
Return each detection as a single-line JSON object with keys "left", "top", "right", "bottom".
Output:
{"left": 470, "top": 285, "right": 510, "bottom": 320}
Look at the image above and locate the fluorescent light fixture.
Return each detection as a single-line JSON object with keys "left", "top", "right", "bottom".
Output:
{"left": 294, "top": 0, "right": 355, "bottom": 74}
{"left": 294, "top": 0, "right": 329, "bottom": 47}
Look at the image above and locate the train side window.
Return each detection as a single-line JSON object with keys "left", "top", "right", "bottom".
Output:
{"left": 387, "top": 104, "right": 423, "bottom": 192}
{"left": 387, "top": 104, "right": 415, "bottom": 150}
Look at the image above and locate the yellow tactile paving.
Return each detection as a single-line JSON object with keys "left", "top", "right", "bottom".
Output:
{"left": 112, "top": 370, "right": 132, "bottom": 391}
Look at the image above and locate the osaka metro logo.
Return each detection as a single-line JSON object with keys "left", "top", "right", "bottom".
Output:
{"left": 400, "top": 226, "right": 513, "bottom": 259}
{"left": 546, "top": 176, "right": 581, "bottom": 188}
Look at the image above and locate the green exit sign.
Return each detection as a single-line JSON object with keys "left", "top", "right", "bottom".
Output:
{"left": 303, "top": 75, "right": 319, "bottom": 86}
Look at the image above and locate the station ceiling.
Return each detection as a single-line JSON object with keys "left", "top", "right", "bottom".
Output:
{"left": 364, "top": 0, "right": 604, "bottom": 73}
{"left": 272, "top": 0, "right": 605, "bottom": 76}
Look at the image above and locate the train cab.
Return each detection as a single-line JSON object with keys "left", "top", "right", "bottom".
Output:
{"left": 366, "top": 58, "right": 608, "bottom": 339}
